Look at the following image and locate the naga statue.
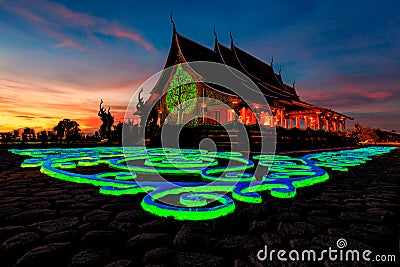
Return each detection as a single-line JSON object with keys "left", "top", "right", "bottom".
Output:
{"left": 136, "top": 88, "right": 145, "bottom": 112}
{"left": 136, "top": 88, "right": 150, "bottom": 131}
{"left": 98, "top": 99, "right": 114, "bottom": 140}
{"left": 134, "top": 88, "right": 158, "bottom": 144}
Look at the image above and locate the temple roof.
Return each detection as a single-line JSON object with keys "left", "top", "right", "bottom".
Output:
{"left": 231, "top": 45, "right": 282, "bottom": 89}
{"left": 172, "top": 30, "right": 301, "bottom": 101}
{"left": 175, "top": 33, "right": 220, "bottom": 63}
{"left": 148, "top": 28, "right": 352, "bottom": 120}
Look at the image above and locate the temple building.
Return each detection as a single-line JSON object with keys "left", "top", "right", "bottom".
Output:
{"left": 139, "top": 24, "right": 352, "bottom": 133}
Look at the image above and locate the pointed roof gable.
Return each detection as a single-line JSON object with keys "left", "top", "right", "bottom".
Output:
{"left": 175, "top": 33, "right": 219, "bottom": 63}
{"left": 231, "top": 44, "right": 279, "bottom": 86}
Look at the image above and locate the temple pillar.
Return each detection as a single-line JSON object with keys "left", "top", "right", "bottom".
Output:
{"left": 228, "top": 109, "right": 234, "bottom": 122}
{"left": 201, "top": 103, "right": 206, "bottom": 124}
{"left": 289, "top": 118, "right": 293, "bottom": 128}
{"left": 316, "top": 112, "right": 321, "bottom": 130}
{"left": 333, "top": 116, "right": 338, "bottom": 132}
{"left": 202, "top": 89, "right": 205, "bottom": 124}
{"left": 270, "top": 115, "right": 275, "bottom": 127}
{"left": 280, "top": 110, "right": 284, "bottom": 127}
{"left": 157, "top": 111, "right": 162, "bottom": 126}
{"left": 240, "top": 107, "right": 246, "bottom": 124}
{"left": 325, "top": 120, "right": 330, "bottom": 132}
{"left": 311, "top": 118, "right": 316, "bottom": 130}
{"left": 304, "top": 116, "right": 308, "bottom": 129}
{"left": 295, "top": 116, "right": 300, "bottom": 128}
{"left": 246, "top": 108, "right": 252, "bottom": 124}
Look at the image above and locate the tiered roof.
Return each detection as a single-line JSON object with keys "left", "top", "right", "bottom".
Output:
{"left": 149, "top": 27, "right": 352, "bottom": 119}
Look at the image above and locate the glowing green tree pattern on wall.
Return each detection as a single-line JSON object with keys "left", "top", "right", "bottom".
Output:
{"left": 166, "top": 64, "right": 198, "bottom": 124}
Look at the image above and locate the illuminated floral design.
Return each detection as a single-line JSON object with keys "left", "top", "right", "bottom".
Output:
{"left": 9, "top": 146, "right": 395, "bottom": 220}
{"left": 165, "top": 64, "right": 198, "bottom": 123}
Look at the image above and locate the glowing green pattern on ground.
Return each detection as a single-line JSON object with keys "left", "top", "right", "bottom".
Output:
{"left": 9, "top": 146, "right": 396, "bottom": 220}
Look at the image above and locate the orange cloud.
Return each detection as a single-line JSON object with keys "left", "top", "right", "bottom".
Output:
{"left": 342, "top": 87, "right": 392, "bottom": 100}
{"left": 111, "top": 28, "right": 154, "bottom": 51}
{"left": 362, "top": 91, "right": 392, "bottom": 100}
{"left": 43, "top": 1, "right": 96, "bottom": 27}
{"left": 1, "top": 0, "right": 155, "bottom": 52}
{"left": 15, "top": 7, "right": 43, "bottom": 23}
{"left": 54, "top": 39, "right": 85, "bottom": 51}
{"left": 0, "top": 1, "right": 43, "bottom": 23}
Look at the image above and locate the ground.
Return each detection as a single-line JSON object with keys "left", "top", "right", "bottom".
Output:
{"left": 0, "top": 148, "right": 399, "bottom": 266}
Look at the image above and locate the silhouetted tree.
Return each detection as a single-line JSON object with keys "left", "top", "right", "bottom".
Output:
{"left": 22, "top": 128, "right": 35, "bottom": 144}
{"left": 39, "top": 131, "right": 48, "bottom": 144}
{"left": 122, "top": 120, "right": 140, "bottom": 146}
{"left": 65, "top": 120, "right": 80, "bottom": 143}
{"left": 54, "top": 119, "right": 81, "bottom": 144}
{"left": 49, "top": 131, "right": 58, "bottom": 144}
{"left": 353, "top": 123, "right": 379, "bottom": 144}
{"left": 113, "top": 121, "right": 123, "bottom": 145}
{"left": 94, "top": 131, "right": 100, "bottom": 141}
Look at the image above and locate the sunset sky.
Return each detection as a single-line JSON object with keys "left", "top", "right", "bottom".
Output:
{"left": 1, "top": 0, "right": 399, "bottom": 134}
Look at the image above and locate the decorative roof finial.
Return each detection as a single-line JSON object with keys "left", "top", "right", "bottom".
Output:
{"left": 270, "top": 56, "right": 274, "bottom": 66}
{"left": 170, "top": 11, "right": 176, "bottom": 31}
{"left": 293, "top": 80, "right": 296, "bottom": 88}
{"left": 229, "top": 28, "right": 234, "bottom": 45}
{"left": 279, "top": 65, "right": 282, "bottom": 76}
{"left": 213, "top": 25, "right": 217, "bottom": 39}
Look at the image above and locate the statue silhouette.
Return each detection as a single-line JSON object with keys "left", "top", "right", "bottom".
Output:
{"left": 98, "top": 99, "right": 114, "bottom": 140}
{"left": 136, "top": 88, "right": 145, "bottom": 112}
{"left": 136, "top": 88, "right": 150, "bottom": 132}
